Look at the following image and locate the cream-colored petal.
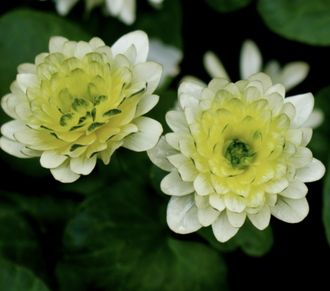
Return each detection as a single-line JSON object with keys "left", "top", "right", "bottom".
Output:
{"left": 194, "top": 174, "right": 214, "bottom": 196}
{"left": 295, "top": 158, "right": 325, "bottom": 182}
{"left": 248, "top": 206, "right": 270, "bottom": 230}
{"left": 167, "top": 154, "right": 197, "bottom": 181}
{"left": 285, "top": 93, "right": 314, "bottom": 128}
{"left": 56, "top": 0, "right": 79, "bottom": 15}
{"left": 279, "top": 179, "right": 308, "bottom": 199}
{"left": 167, "top": 195, "right": 202, "bottom": 234}
{"left": 0, "top": 137, "right": 38, "bottom": 158}
{"left": 166, "top": 110, "right": 189, "bottom": 133}
{"left": 147, "top": 136, "right": 177, "bottom": 171}
{"left": 123, "top": 117, "right": 162, "bottom": 151}
{"left": 302, "top": 109, "right": 324, "bottom": 129}
{"left": 240, "top": 40, "right": 262, "bottom": 79}
{"left": 111, "top": 30, "right": 148, "bottom": 63}
{"left": 70, "top": 156, "right": 97, "bottom": 175}
{"left": 50, "top": 161, "right": 80, "bottom": 183}
{"left": 271, "top": 197, "right": 309, "bottom": 223}
{"left": 203, "top": 51, "right": 230, "bottom": 80}
{"left": 280, "top": 62, "right": 309, "bottom": 91}
{"left": 132, "top": 62, "right": 162, "bottom": 94}
{"left": 49, "top": 36, "right": 68, "bottom": 53}
{"left": 40, "top": 151, "right": 67, "bottom": 169}
{"left": 161, "top": 171, "right": 194, "bottom": 196}
{"left": 197, "top": 207, "right": 219, "bottom": 227}
{"left": 135, "top": 94, "right": 159, "bottom": 117}
{"left": 212, "top": 212, "right": 239, "bottom": 242}
{"left": 227, "top": 210, "right": 246, "bottom": 228}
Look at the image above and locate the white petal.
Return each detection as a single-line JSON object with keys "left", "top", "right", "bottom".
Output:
{"left": 224, "top": 195, "right": 246, "bottom": 212}
{"left": 290, "top": 147, "right": 313, "bottom": 168}
{"left": 118, "top": 0, "right": 136, "bottom": 25}
{"left": 302, "top": 109, "right": 324, "bottom": 129}
{"left": 280, "top": 62, "right": 309, "bottom": 91}
{"left": 50, "top": 162, "right": 80, "bottom": 183}
{"left": 74, "top": 41, "right": 93, "bottom": 58}
{"left": 295, "top": 158, "right": 325, "bottom": 182}
{"left": 16, "top": 73, "right": 38, "bottom": 93}
{"left": 248, "top": 206, "right": 271, "bottom": 230}
{"left": 166, "top": 110, "right": 189, "bottom": 133}
{"left": 18, "top": 63, "right": 36, "bottom": 74}
{"left": 135, "top": 94, "right": 159, "bottom": 116}
{"left": 123, "top": 117, "right": 162, "bottom": 151}
{"left": 106, "top": 0, "right": 123, "bottom": 14}
{"left": 271, "top": 197, "right": 309, "bottom": 223}
{"left": 49, "top": 36, "right": 68, "bottom": 53}
{"left": 167, "top": 154, "right": 197, "bottom": 181}
{"left": 284, "top": 93, "right": 314, "bottom": 127}
{"left": 209, "top": 194, "right": 226, "bottom": 212}
{"left": 194, "top": 174, "right": 213, "bottom": 196}
{"left": 0, "top": 137, "right": 35, "bottom": 158}
{"left": 70, "top": 156, "right": 97, "bottom": 175}
{"left": 56, "top": 0, "right": 79, "bottom": 15}
{"left": 212, "top": 212, "right": 239, "bottom": 242}
{"left": 198, "top": 207, "right": 219, "bottom": 227}
{"left": 40, "top": 151, "right": 67, "bottom": 169}
{"left": 111, "top": 30, "right": 148, "bottom": 63}
{"left": 265, "top": 178, "right": 289, "bottom": 194}
{"left": 167, "top": 195, "right": 202, "bottom": 234}
{"left": 147, "top": 137, "right": 176, "bottom": 171}
{"left": 148, "top": 39, "right": 182, "bottom": 85}
{"left": 1, "top": 120, "right": 26, "bottom": 139}
{"left": 240, "top": 40, "right": 262, "bottom": 79}
{"left": 132, "top": 62, "right": 162, "bottom": 94}
{"left": 227, "top": 210, "right": 246, "bottom": 228}
{"left": 178, "top": 80, "right": 204, "bottom": 98}
{"left": 89, "top": 37, "right": 105, "bottom": 49}
{"left": 280, "top": 179, "right": 308, "bottom": 199}
{"left": 203, "top": 51, "right": 230, "bottom": 80}
{"left": 301, "top": 128, "right": 313, "bottom": 146}
{"left": 161, "top": 171, "right": 194, "bottom": 196}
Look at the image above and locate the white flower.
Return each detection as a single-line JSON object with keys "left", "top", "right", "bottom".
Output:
{"left": 148, "top": 73, "right": 325, "bottom": 242}
{"left": 148, "top": 39, "right": 182, "bottom": 87}
{"left": 0, "top": 31, "right": 163, "bottom": 183}
{"left": 55, "top": 0, "right": 164, "bottom": 25}
{"left": 203, "top": 40, "right": 323, "bottom": 128}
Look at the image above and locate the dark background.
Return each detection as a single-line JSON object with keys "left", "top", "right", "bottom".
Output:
{"left": 1, "top": 0, "right": 330, "bottom": 290}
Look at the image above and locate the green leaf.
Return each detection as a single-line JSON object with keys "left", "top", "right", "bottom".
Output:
{"left": 0, "top": 259, "right": 50, "bottom": 291}
{"left": 236, "top": 221, "right": 273, "bottom": 256}
{"left": 134, "top": 0, "right": 182, "bottom": 49}
{"left": 206, "top": 0, "right": 252, "bottom": 13}
{"left": 57, "top": 181, "right": 228, "bottom": 290}
{"left": 199, "top": 221, "right": 273, "bottom": 257}
{"left": 258, "top": 0, "right": 330, "bottom": 45}
{"left": 0, "top": 204, "right": 44, "bottom": 274}
{"left": 323, "top": 159, "right": 330, "bottom": 245}
{"left": 0, "top": 8, "right": 90, "bottom": 97}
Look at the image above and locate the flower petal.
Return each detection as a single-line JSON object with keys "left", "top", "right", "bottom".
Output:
{"left": 50, "top": 161, "right": 80, "bottom": 183}
{"left": 227, "top": 210, "right": 246, "bottom": 228}
{"left": 212, "top": 212, "right": 239, "bottom": 242}
{"left": 280, "top": 62, "right": 309, "bottom": 91}
{"left": 280, "top": 179, "right": 308, "bottom": 199}
{"left": 161, "top": 171, "right": 194, "bottom": 196}
{"left": 135, "top": 94, "right": 159, "bottom": 117}
{"left": 166, "top": 110, "right": 189, "bottom": 133}
{"left": 203, "top": 51, "right": 230, "bottom": 80}
{"left": 295, "top": 158, "right": 325, "bottom": 182}
{"left": 240, "top": 40, "right": 262, "bottom": 79}
{"left": 194, "top": 174, "right": 214, "bottom": 196}
{"left": 123, "top": 117, "right": 162, "bottom": 151}
{"left": 271, "top": 197, "right": 309, "bottom": 223}
{"left": 55, "top": 0, "right": 79, "bottom": 15}
{"left": 49, "top": 36, "right": 68, "bottom": 53}
{"left": 0, "top": 137, "right": 36, "bottom": 158}
{"left": 147, "top": 137, "right": 176, "bottom": 171}
{"left": 70, "top": 156, "right": 97, "bottom": 175}
{"left": 167, "top": 195, "right": 202, "bottom": 234}
{"left": 248, "top": 206, "right": 271, "bottom": 230}
{"left": 40, "top": 151, "right": 67, "bottom": 169}
{"left": 111, "top": 30, "right": 148, "bottom": 63}
{"left": 132, "top": 62, "right": 162, "bottom": 94}
{"left": 198, "top": 207, "right": 219, "bottom": 227}
{"left": 285, "top": 93, "right": 314, "bottom": 127}
{"left": 302, "top": 109, "right": 324, "bottom": 129}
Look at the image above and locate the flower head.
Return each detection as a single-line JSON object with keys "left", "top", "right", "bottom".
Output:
{"left": 148, "top": 73, "right": 325, "bottom": 242}
{"left": 55, "top": 0, "right": 163, "bottom": 25}
{"left": 0, "top": 31, "right": 163, "bottom": 183}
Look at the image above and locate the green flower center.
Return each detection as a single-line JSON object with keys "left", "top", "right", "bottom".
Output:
{"left": 224, "top": 138, "right": 255, "bottom": 169}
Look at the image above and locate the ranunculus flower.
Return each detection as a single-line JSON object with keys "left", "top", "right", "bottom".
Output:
{"left": 148, "top": 73, "right": 325, "bottom": 242}
{"left": 0, "top": 31, "right": 162, "bottom": 183}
